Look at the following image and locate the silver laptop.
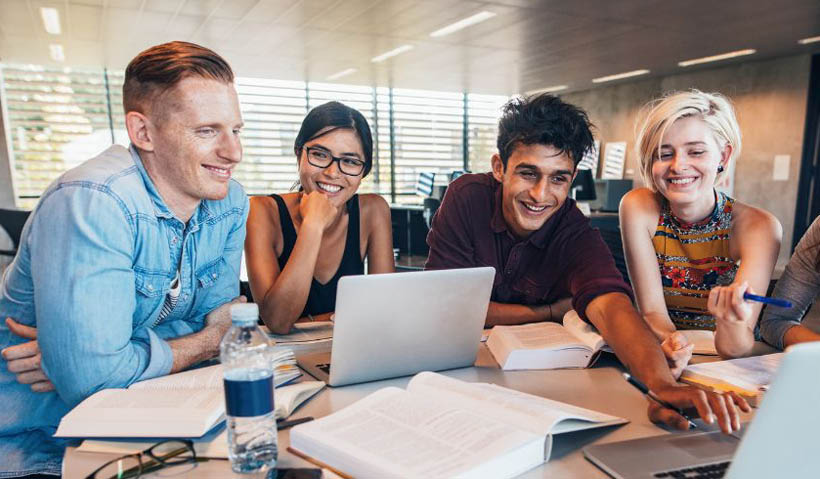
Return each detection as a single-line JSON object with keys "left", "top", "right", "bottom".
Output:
{"left": 297, "top": 267, "right": 494, "bottom": 387}
{"left": 584, "top": 341, "right": 820, "bottom": 478}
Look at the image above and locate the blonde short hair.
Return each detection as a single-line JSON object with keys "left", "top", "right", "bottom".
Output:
{"left": 635, "top": 90, "right": 741, "bottom": 192}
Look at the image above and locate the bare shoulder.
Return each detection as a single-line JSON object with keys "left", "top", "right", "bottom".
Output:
{"left": 619, "top": 187, "right": 663, "bottom": 228}
{"left": 732, "top": 200, "right": 782, "bottom": 238}
{"left": 247, "top": 194, "right": 286, "bottom": 233}
{"left": 359, "top": 193, "right": 391, "bottom": 219}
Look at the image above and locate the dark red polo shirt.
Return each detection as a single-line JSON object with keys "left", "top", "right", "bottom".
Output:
{"left": 425, "top": 172, "right": 632, "bottom": 321}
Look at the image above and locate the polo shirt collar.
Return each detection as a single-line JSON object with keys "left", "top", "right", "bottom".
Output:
{"left": 489, "top": 178, "right": 570, "bottom": 249}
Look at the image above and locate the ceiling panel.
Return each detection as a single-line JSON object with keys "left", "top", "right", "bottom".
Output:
{"left": 69, "top": 4, "right": 103, "bottom": 41}
{"left": 145, "top": 0, "right": 185, "bottom": 14}
{"left": 0, "top": 0, "right": 36, "bottom": 36}
{"left": 0, "top": 0, "right": 817, "bottom": 95}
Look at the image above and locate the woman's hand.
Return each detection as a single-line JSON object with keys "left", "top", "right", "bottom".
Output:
{"left": 708, "top": 281, "right": 755, "bottom": 325}
{"left": 660, "top": 331, "right": 694, "bottom": 378}
{"left": 299, "top": 191, "right": 338, "bottom": 231}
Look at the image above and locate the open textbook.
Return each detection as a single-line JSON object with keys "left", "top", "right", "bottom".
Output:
{"left": 681, "top": 352, "right": 783, "bottom": 407}
{"left": 55, "top": 361, "right": 323, "bottom": 439}
{"left": 289, "top": 371, "right": 627, "bottom": 479}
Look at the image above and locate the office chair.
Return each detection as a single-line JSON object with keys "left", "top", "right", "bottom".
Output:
{"left": 0, "top": 208, "right": 31, "bottom": 258}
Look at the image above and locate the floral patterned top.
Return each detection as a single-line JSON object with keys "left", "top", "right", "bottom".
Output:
{"left": 653, "top": 190, "right": 738, "bottom": 330}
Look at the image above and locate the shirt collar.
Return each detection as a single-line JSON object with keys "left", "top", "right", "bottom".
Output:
{"left": 488, "top": 177, "right": 571, "bottom": 249}
{"left": 129, "top": 144, "right": 208, "bottom": 227}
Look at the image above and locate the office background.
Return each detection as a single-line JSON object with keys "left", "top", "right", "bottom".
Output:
{"left": 0, "top": 0, "right": 818, "bottom": 270}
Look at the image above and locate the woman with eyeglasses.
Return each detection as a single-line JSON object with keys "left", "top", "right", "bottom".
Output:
{"left": 245, "top": 101, "right": 395, "bottom": 334}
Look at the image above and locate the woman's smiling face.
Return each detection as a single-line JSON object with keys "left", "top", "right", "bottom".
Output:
{"left": 298, "top": 127, "right": 365, "bottom": 208}
{"left": 651, "top": 115, "right": 731, "bottom": 208}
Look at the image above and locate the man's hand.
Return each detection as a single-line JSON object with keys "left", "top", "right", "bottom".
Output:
{"left": 205, "top": 296, "right": 248, "bottom": 339}
{"left": 648, "top": 384, "right": 750, "bottom": 434}
{"left": 1, "top": 318, "right": 54, "bottom": 392}
{"left": 660, "top": 331, "right": 694, "bottom": 378}
{"left": 168, "top": 296, "right": 247, "bottom": 373}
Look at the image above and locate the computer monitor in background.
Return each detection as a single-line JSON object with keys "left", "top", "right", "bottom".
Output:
{"left": 591, "top": 179, "right": 633, "bottom": 212}
{"left": 571, "top": 168, "right": 596, "bottom": 201}
{"left": 449, "top": 170, "right": 466, "bottom": 182}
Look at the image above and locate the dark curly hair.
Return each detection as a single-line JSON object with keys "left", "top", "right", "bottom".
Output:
{"left": 496, "top": 93, "right": 594, "bottom": 169}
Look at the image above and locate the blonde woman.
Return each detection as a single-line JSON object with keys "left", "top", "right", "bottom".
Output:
{"left": 619, "top": 90, "right": 781, "bottom": 375}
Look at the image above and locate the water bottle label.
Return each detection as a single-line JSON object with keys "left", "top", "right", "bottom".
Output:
{"left": 224, "top": 374, "right": 274, "bottom": 417}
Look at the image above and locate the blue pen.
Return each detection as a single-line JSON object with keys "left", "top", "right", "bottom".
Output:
{"left": 623, "top": 373, "right": 697, "bottom": 429}
{"left": 743, "top": 293, "right": 792, "bottom": 309}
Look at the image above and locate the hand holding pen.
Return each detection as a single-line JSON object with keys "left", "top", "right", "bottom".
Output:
{"left": 708, "top": 281, "right": 792, "bottom": 327}
{"left": 624, "top": 373, "right": 752, "bottom": 434}
{"left": 623, "top": 373, "right": 697, "bottom": 429}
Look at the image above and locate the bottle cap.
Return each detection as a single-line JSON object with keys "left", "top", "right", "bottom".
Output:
{"left": 230, "top": 303, "right": 259, "bottom": 326}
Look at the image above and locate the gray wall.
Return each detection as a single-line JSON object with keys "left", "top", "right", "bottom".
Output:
{"left": 561, "top": 54, "right": 812, "bottom": 269}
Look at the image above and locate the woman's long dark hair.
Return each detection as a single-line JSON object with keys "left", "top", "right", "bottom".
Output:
{"left": 294, "top": 101, "right": 374, "bottom": 177}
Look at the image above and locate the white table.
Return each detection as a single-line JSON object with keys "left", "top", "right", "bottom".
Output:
{"left": 63, "top": 346, "right": 755, "bottom": 478}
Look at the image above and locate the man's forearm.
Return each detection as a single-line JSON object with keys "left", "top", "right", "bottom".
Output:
{"left": 486, "top": 301, "right": 552, "bottom": 327}
{"left": 167, "top": 327, "right": 223, "bottom": 373}
{"left": 586, "top": 293, "right": 677, "bottom": 391}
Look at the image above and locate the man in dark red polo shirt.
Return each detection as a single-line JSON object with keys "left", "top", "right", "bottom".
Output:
{"left": 426, "top": 93, "right": 748, "bottom": 434}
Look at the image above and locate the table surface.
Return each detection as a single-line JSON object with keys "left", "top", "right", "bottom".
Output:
{"left": 63, "top": 344, "right": 761, "bottom": 479}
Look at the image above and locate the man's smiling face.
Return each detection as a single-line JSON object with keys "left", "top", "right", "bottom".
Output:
{"left": 492, "top": 143, "right": 576, "bottom": 240}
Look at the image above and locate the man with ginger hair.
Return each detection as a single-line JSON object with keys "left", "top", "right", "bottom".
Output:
{"left": 0, "top": 41, "right": 247, "bottom": 476}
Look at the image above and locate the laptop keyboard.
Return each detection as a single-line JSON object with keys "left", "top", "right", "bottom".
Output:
{"left": 653, "top": 461, "right": 731, "bottom": 478}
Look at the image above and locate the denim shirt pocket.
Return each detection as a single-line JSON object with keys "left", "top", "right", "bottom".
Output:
{"left": 195, "top": 258, "right": 226, "bottom": 289}
{"left": 134, "top": 270, "right": 167, "bottom": 327}
{"left": 135, "top": 270, "right": 167, "bottom": 298}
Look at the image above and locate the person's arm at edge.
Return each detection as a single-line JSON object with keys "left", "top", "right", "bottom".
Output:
{"left": 760, "top": 216, "right": 820, "bottom": 349}
{"left": 586, "top": 292, "right": 750, "bottom": 434}
{"left": 361, "top": 194, "right": 395, "bottom": 274}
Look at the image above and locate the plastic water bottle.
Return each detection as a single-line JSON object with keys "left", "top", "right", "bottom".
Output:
{"left": 220, "top": 303, "right": 278, "bottom": 473}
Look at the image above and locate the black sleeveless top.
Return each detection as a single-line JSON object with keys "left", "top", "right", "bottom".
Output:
{"left": 271, "top": 194, "right": 364, "bottom": 317}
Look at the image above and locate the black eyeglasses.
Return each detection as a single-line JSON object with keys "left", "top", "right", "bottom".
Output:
{"left": 85, "top": 439, "right": 206, "bottom": 479}
{"left": 305, "top": 146, "right": 366, "bottom": 176}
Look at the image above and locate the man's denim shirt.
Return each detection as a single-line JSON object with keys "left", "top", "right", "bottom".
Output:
{"left": 0, "top": 145, "right": 248, "bottom": 476}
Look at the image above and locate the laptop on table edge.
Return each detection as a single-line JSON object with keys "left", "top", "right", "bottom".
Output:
{"left": 297, "top": 266, "right": 495, "bottom": 387}
{"left": 583, "top": 341, "right": 820, "bottom": 478}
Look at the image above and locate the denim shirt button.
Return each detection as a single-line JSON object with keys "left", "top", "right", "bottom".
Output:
{"left": 147, "top": 284, "right": 154, "bottom": 291}
{"left": 211, "top": 273, "right": 217, "bottom": 279}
